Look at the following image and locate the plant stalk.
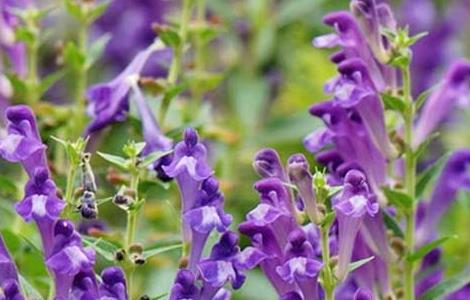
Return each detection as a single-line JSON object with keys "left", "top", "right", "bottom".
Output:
{"left": 402, "top": 65, "right": 416, "bottom": 300}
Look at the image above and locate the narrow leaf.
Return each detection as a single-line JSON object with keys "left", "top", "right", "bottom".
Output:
{"left": 97, "top": 152, "right": 129, "bottom": 170}
{"left": 19, "top": 275, "right": 44, "bottom": 300}
{"left": 407, "top": 235, "right": 457, "bottom": 262}
{"left": 39, "top": 70, "right": 66, "bottom": 95}
{"left": 381, "top": 93, "right": 406, "bottom": 113}
{"left": 83, "top": 236, "right": 120, "bottom": 262}
{"left": 420, "top": 267, "right": 470, "bottom": 300}
{"left": 383, "top": 187, "right": 413, "bottom": 210}
{"left": 140, "top": 150, "right": 173, "bottom": 168}
{"left": 151, "top": 293, "right": 168, "bottom": 300}
{"left": 86, "top": 33, "right": 112, "bottom": 69}
{"left": 416, "top": 154, "right": 450, "bottom": 198}
{"left": 348, "top": 256, "right": 375, "bottom": 272}
{"left": 142, "top": 243, "right": 182, "bottom": 260}
{"left": 382, "top": 209, "right": 404, "bottom": 238}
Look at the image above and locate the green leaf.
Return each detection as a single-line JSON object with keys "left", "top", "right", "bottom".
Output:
{"left": 86, "top": 0, "right": 111, "bottom": 23}
{"left": 83, "top": 236, "right": 120, "bottom": 262}
{"left": 123, "top": 141, "right": 146, "bottom": 158}
{"left": 415, "top": 154, "right": 450, "bottom": 198}
{"left": 86, "top": 33, "right": 112, "bottom": 69}
{"left": 97, "top": 152, "right": 129, "bottom": 170}
{"left": 414, "top": 132, "right": 440, "bottom": 161}
{"left": 142, "top": 243, "right": 182, "bottom": 260}
{"left": 187, "top": 71, "right": 224, "bottom": 93}
{"left": 39, "top": 70, "right": 66, "bottom": 96}
{"left": 140, "top": 150, "right": 173, "bottom": 168}
{"left": 157, "top": 25, "right": 181, "bottom": 48}
{"left": 382, "top": 187, "right": 413, "bottom": 210}
{"left": 63, "top": 0, "right": 83, "bottom": 19}
{"left": 407, "top": 235, "right": 457, "bottom": 262}
{"left": 319, "top": 211, "right": 336, "bottom": 228}
{"left": 15, "top": 27, "right": 36, "bottom": 44}
{"left": 381, "top": 92, "right": 406, "bottom": 113}
{"left": 382, "top": 209, "right": 404, "bottom": 238}
{"left": 64, "top": 42, "right": 85, "bottom": 70}
{"left": 151, "top": 293, "right": 168, "bottom": 300}
{"left": 419, "top": 267, "right": 470, "bottom": 300}
{"left": 0, "top": 175, "right": 18, "bottom": 197}
{"left": 416, "top": 83, "right": 441, "bottom": 110}
{"left": 19, "top": 275, "right": 44, "bottom": 300}
{"left": 348, "top": 256, "right": 375, "bottom": 272}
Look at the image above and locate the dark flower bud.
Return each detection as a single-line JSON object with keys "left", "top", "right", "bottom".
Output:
{"left": 184, "top": 128, "right": 198, "bottom": 147}
{"left": 113, "top": 194, "right": 129, "bottom": 205}
{"left": 115, "top": 249, "right": 126, "bottom": 261}
{"left": 54, "top": 220, "right": 75, "bottom": 237}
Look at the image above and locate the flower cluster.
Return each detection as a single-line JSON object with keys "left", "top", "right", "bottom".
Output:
{"left": 0, "top": 106, "right": 127, "bottom": 299}
{"left": 166, "top": 129, "right": 263, "bottom": 299}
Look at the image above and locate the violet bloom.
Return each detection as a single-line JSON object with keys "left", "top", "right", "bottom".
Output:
{"left": 99, "top": 267, "right": 128, "bottom": 300}
{"left": 325, "top": 58, "right": 395, "bottom": 158}
{"left": 334, "top": 170, "right": 378, "bottom": 281}
{"left": 276, "top": 229, "right": 323, "bottom": 300}
{"left": 307, "top": 102, "right": 387, "bottom": 197}
{"left": 416, "top": 149, "right": 470, "bottom": 246}
{"left": 163, "top": 128, "right": 213, "bottom": 243}
{"left": 0, "top": 0, "right": 27, "bottom": 78}
{"left": 239, "top": 178, "right": 300, "bottom": 295}
{"left": 415, "top": 249, "right": 443, "bottom": 298}
{"left": 169, "top": 269, "right": 200, "bottom": 300}
{"left": 0, "top": 235, "right": 24, "bottom": 300}
{"left": 350, "top": 0, "right": 396, "bottom": 64}
{"left": 129, "top": 78, "right": 173, "bottom": 179}
{"left": 287, "top": 153, "right": 320, "bottom": 224}
{"left": 353, "top": 288, "right": 373, "bottom": 300}
{"left": 199, "top": 232, "right": 266, "bottom": 299}
{"left": 313, "top": 11, "right": 386, "bottom": 90}
{"left": 93, "top": 0, "right": 169, "bottom": 71}
{"left": 184, "top": 176, "right": 232, "bottom": 271}
{"left": 0, "top": 105, "right": 48, "bottom": 177}
{"left": 70, "top": 270, "right": 100, "bottom": 300}
{"left": 86, "top": 40, "right": 170, "bottom": 134}
{"left": 414, "top": 60, "right": 470, "bottom": 147}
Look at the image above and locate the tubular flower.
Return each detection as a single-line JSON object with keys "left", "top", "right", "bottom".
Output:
{"left": 416, "top": 149, "right": 470, "bottom": 246}
{"left": 414, "top": 61, "right": 470, "bottom": 147}
{"left": 86, "top": 40, "right": 171, "bottom": 134}
{"left": 287, "top": 154, "right": 320, "bottom": 224}
{"left": 334, "top": 170, "right": 378, "bottom": 281}
{"left": 0, "top": 235, "right": 24, "bottom": 300}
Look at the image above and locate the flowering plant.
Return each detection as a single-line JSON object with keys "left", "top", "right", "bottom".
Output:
{"left": 1, "top": 0, "right": 470, "bottom": 299}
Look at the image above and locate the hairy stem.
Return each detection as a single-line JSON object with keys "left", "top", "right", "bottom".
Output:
{"left": 402, "top": 65, "right": 416, "bottom": 300}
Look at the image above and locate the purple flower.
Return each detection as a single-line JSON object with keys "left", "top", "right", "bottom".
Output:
{"left": 414, "top": 61, "right": 470, "bottom": 147}
{"left": 287, "top": 154, "right": 320, "bottom": 224}
{"left": 350, "top": 0, "right": 396, "bottom": 63}
{"left": 169, "top": 270, "right": 199, "bottom": 300}
{"left": 99, "top": 267, "right": 128, "bottom": 300}
{"left": 163, "top": 128, "right": 213, "bottom": 243}
{"left": 129, "top": 79, "right": 173, "bottom": 178}
{"left": 353, "top": 287, "right": 373, "bottom": 300}
{"left": 86, "top": 41, "right": 171, "bottom": 134}
{"left": 307, "top": 102, "right": 387, "bottom": 197}
{"left": 0, "top": 235, "right": 22, "bottom": 300}
{"left": 276, "top": 229, "right": 323, "bottom": 300}
{"left": 70, "top": 270, "right": 99, "bottom": 300}
{"left": 0, "top": 0, "right": 27, "bottom": 77}
{"left": 416, "top": 149, "right": 470, "bottom": 246}
{"left": 253, "top": 148, "right": 288, "bottom": 181}
{"left": 0, "top": 105, "right": 48, "bottom": 177}
{"left": 199, "top": 232, "right": 266, "bottom": 299}
{"left": 239, "top": 177, "right": 300, "bottom": 295}
{"left": 334, "top": 170, "right": 378, "bottom": 281}
{"left": 93, "top": 0, "right": 169, "bottom": 71}
{"left": 313, "top": 11, "right": 387, "bottom": 90}
{"left": 415, "top": 249, "right": 443, "bottom": 298}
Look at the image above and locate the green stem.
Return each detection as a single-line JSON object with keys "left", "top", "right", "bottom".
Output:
{"left": 320, "top": 225, "right": 335, "bottom": 300}
{"left": 64, "top": 165, "right": 78, "bottom": 216}
{"left": 74, "top": 21, "right": 88, "bottom": 134}
{"left": 159, "top": 0, "right": 192, "bottom": 125}
{"left": 402, "top": 65, "right": 416, "bottom": 300}
{"left": 124, "top": 168, "right": 140, "bottom": 298}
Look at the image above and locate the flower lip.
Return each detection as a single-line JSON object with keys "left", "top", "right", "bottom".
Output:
{"left": 253, "top": 148, "right": 285, "bottom": 179}
{"left": 447, "top": 60, "right": 470, "bottom": 86}
{"left": 101, "top": 267, "right": 126, "bottom": 285}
